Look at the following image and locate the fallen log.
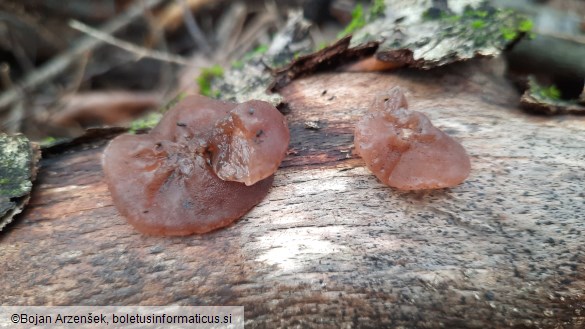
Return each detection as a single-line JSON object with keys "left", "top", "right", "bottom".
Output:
{"left": 1, "top": 59, "right": 584, "bottom": 328}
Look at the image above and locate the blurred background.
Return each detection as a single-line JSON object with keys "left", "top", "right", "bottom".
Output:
{"left": 0, "top": 0, "right": 583, "bottom": 142}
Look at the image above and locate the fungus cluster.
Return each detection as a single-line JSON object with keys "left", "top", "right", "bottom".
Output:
{"left": 354, "top": 88, "right": 471, "bottom": 190}
{"left": 103, "top": 95, "right": 289, "bottom": 235}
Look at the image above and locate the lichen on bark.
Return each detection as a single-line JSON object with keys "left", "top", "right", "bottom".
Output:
{"left": 209, "top": 1, "right": 532, "bottom": 102}
{"left": 350, "top": 0, "right": 533, "bottom": 68}
{"left": 0, "top": 134, "right": 40, "bottom": 231}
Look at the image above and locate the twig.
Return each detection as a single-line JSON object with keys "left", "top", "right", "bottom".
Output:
{"left": 0, "top": 63, "right": 12, "bottom": 89}
{"left": 65, "top": 52, "right": 91, "bottom": 96}
{"left": 153, "top": 0, "right": 217, "bottom": 33}
{"left": 140, "top": 1, "right": 176, "bottom": 102}
{"left": 69, "top": 20, "right": 193, "bottom": 66}
{"left": 0, "top": 0, "right": 165, "bottom": 111}
{"left": 7, "top": 29, "right": 35, "bottom": 74}
{"left": 2, "top": 100, "right": 25, "bottom": 134}
{"left": 538, "top": 30, "right": 585, "bottom": 46}
{"left": 178, "top": 0, "right": 212, "bottom": 54}
{"left": 215, "top": 2, "right": 248, "bottom": 59}
{"left": 226, "top": 4, "right": 280, "bottom": 60}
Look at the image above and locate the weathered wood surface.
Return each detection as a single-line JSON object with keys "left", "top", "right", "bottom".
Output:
{"left": 1, "top": 60, "right": 584, "bottom": 328}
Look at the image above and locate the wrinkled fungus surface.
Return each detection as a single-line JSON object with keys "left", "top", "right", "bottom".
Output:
{"left": 209, "top": 100, "right": 290, "bottom": 186}
{"left": 354, "top": 88, "right": 471, "bottom": 190}
{"left": 103, "top": 95, "right": 289, "bottom": 235}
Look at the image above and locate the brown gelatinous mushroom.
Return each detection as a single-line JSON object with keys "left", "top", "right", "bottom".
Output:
{"left": 208, "top": 100, "right": 290, "bottom": 186}
{"left": 354, "top": 88, "right": 471, "bottom": 190}
{"left": 102, "top": 95, "right": 289, "bottom": 235}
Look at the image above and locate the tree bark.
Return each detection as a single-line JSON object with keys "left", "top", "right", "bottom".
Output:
{"left": 1, "top": 59, "right": 584, "bottom": 329}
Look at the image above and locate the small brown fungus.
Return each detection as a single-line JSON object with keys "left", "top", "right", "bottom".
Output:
{"left": 103, "top": 95, "right": 289, "bottom": 235}
{"left": 208, "top": 100, "right": 290, "bottom": 186}
{"left": 354, "top": 88, "right": 471, "bottom": 190}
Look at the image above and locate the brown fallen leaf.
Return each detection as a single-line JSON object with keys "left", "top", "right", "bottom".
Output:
{"left": 51, "top": 91, "right": 161, "bottom": 129}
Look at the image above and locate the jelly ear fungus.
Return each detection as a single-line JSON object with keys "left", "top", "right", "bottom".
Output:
{"left": 102, "top": 95, "right": 289, "bottom": 236}
{"left": 354, "top": 87, "right": 471, "bottom": 190}
{"left": 208, "top": 100, "right": 290, "bottom": 186}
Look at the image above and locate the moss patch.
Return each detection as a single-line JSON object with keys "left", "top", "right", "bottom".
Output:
{"left": 369, "top": 0, "right": 386, "bottom": 18}
{"left": 520, "top": 76, "right": 585, "bottom": 115}
{"left": 338, "top": 4, "right": 366, "bottom": 38}
{"left": 339, "top": 0, "right": 387, "bottom": 38}
{"left": 421, "top": 4, "right": 533, "bottom": 46}
{"left": 129, "top": 112, "right": 164, "bottom": 134}
{"left": 528, "top": 78, "right": 562, "bottom": 102}
{"left": 231, "top": 45, "right": 269, "bottom": 69}
{"left": 196, "top": 64, "right": 224, "bottom": 97}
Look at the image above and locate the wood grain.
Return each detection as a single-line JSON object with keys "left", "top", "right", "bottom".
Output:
{"left": 1, "top": 60, "right": 584, "bottom": 328}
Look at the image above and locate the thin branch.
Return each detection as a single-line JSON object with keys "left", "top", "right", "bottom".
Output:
{"left": 140, "top": 1, "right": 177, "bottom": 103}
{"left": 69, "top": 20, "right": 193, "bottom": 67}
{"left": 178, "top": 0, "right": 212, "bottom": 55}
{"left": 0, "top": 0, "right": 165, "bottom": 111}
{"left": 0, "top": 63, "right": 12, "bottom": 89}
{"left": 226, "top": 5, "right": 280, "bottom": 61}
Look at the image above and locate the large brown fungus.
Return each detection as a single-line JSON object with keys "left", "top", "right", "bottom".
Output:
{"left": 103, "top": 95, "right": 289, "bottom": 235}
{"left": 354, "top": 88, "right": 471, "bottom": 190}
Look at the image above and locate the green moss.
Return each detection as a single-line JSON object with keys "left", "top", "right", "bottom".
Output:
{"left": 156, "top": 92, "right": 187, "bottom": 114}
{"left": 230, "top": 44, "right": 269, "bottom": 70}
{"left": 338, "top": 4, "right": 366, "bottom": 38}
{"left": 475, "top": 10, "right": 488, "bottom": 18}
{"left": 538, "top": 85, "right": 561, "bottom": 100}
{"left": 463, "top": 6, "right": 489, "bottom": 18}
{"left": 528, "top": 77, "right": 561, "bottom": 101}
{"left": 518, "top": 19, "right": 533, "bottom": 32}
{"left": 421, "top": 3, "right": 533, "bottom": 44}
{"left": 543, "top": 86, "right": 561, "bottom": 100}
{"left": 369, "top": 0, "right": 386, "bottom": 17}
{"left": 423, "top": 7, "right": 456, "bottom": 21}
{"left": 242, "top": 45, "right": 268, "bottom": 62}
{"left": 127, "top": 92, "right": 190, "bottom": 133}
{"left": 40, "top": 136, "right": 56, "bottom": 146}
{"left": 337, "top": 0, "right": 387, "bottom": 38}
{"left": 196, "top": 64, "right": 224, "bottom": 97}
{"left": 129, "top": 112, "right": 163, "bottom": 134}
{"left": 252, "top": 44, "right": 268, "bottom": 55}
{"left": 424, "top": 5, "right": 491, "bottom": 23}
{"left": 294, "top": 51, "right": 306, "bottom": 60}
{"left": 231, "top": 60, "right": 244, "bottom": 69}
{"left": 499, "top": 15, "right": 533, "bottom": 40}
{"left": 315, "top": 41, "right": 330, "bottom": 51}
{"left": 471, "top": 19, "right": 486, "bottom": 29}
{"left": 500, "top": 27, "right": 517, "bottom": 41}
